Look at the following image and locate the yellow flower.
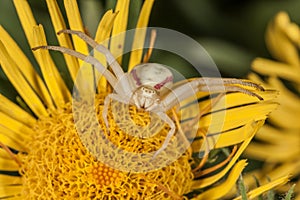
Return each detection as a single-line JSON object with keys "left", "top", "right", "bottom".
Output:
{"left": 0, "top": 0, "right": 288, "bottom": 199}
{"left": 244, "top": 11, "right": 300, "bottom": 199}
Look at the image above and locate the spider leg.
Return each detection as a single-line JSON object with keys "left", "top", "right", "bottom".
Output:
{"left": 57, "top": 30, "right": 125, "bottom": 80}
{"left": 31, "top": 45, "right": 125, "bottom": 94}
{"left": 152, "top": 112, "right": 176, "bottom": 159}
{"left": 161, "top": 78, "right": 264, "bottom": 111}
{"left": 203, "top": 77, "right": 265, "bottom": 91}
{"left": 103, "top": 93, "right": 131, "bottom": 128}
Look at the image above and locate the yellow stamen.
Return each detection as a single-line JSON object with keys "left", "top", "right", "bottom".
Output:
{"left": 18, "top": 93, "right": 193, "bottom": 199}
{"left": 193, "top": 160, "right": 248, "bottom": 200}
{"left": 171, "top": 108, "right": 192, "bottom": 156}
{"left": 192, "top": 121, "right": 264, "bottom": 189}
{"left": 143, "top": 29, "right": 157, "bottom": 63}
{"left": 140, "top": 174, "right": 183, "bottom": 200}
{"left": 194, "top": 145, "right": 238, "bottom": 178}
{"left": 191, "top": 130, "right": 209, "bottom": 173}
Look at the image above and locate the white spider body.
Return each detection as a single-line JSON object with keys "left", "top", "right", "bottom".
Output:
{"left": 131, "top": 86, "right": 159, "bottom": 110}
{"left": 33, "top": 29, "right": 264, "bottom": 159}
{"left": 129, "top": 63, "right": 173, "bottom": 110}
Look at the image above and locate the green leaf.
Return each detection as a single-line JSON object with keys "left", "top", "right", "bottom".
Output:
{"left": 284, "top": 184, "right": 295, "bottom": 200}
{"left": 253, "top": 176, "right": 263, "bottom": 200}
{"left": 238, "top": 175, "right": 248, "bottom": 200}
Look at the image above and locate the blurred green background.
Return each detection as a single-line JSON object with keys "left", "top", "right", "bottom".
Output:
{"left": 0, "top": 0, "right": 300, "bottom": 100}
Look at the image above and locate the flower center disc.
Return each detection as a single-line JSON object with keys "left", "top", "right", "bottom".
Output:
{"left": 18, "top": 93, "right": 193, "bottom": 199}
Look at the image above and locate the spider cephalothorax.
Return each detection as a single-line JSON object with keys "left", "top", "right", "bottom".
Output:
{"left": 131, "top": 86, "right": 160, "bottom": 110}
{"left": 33, "top": 29, "right": 264, "bottom": 158}
{"left": 129, "top": 63, "right": 173, "bottom": 110}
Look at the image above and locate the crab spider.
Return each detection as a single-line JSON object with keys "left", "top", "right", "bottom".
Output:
{"left": 32, "top": 29, "right": 264, "bottom": 158}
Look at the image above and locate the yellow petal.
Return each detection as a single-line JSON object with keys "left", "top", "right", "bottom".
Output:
{"left": 0, "top": 41, "right": 48, "bottom": 117}
{"left": 128, "top": 0, "right": 155, "bottom": 70}
{"left": 277, "top": 12, "right": 300, "bottom": 46}
{"left": 95, "top": 10, "right": 118, "bottom": 44}
{"left": 13, "top": 0, "right": 74, "bottom": 101}
{"left": 264, "top": 161, "right": 300, "bottom": 182}
{"left": 94, "top": 10, "right": 118, "bottom": 91}
{"left": 0, "top": 133, "right": 27, "bottom": 152}
{"left": 0, "top": 174, "right": 22, "bottom": 186}
{"left": 192, "top": 124, "right": 253, "bottom": 153}
{"left": 214, "top": 123, "right": 258, "bottom": 148}
{"left": 192, "top": 160, "right": 247, "bottom": 200}
{"left": 0, "top": 149, "right": 11, "bottom": 160}
{"left": 45, "top": 0, "right": 79, "bottom": 81}
{"left": 33, "top": 25, "right": 71, "bottom": 107}
{"left": 252, "top": 58, "right": 300, "bottom": 83}
{"left": 63, "top": 0, "right": 89, "bottom": 56}
{"left": 199, "top": 101, "right": 277, "bottom": 133}
{"left": 234, "top": 175, "right": 290, "bottom": 200}
{"left": 268, "top": 76, "right": 300, "bottom": 109}
{"left": 241, "top": 161, "right": 300, "bottom": 196}
{"left": 0, "top": 26, "right": 53, "bottom": 108}
{"left": 181, "top": 89, "right": 277, "bottom": 124}
{"left": 192, "top": 121, "right": 264, "bottom": 189}
{"left": 110, "top": 0, "right": 130, "bottom": 64}
{"left": 64, "top": 0, "right": 94, "bottom": 93}
{"left": 0, "top": 157, "right": 19, "bottom": 171}
{"left": 246, "top": 143, "right": 299, "bottom": 162}
{"left": 269, "top": 104, "right": 300, "bottom": 129}
{"left": 0, "top": 112, "right": 33, "bottom": 142}
{"left": 266, "top": 12, "right": 299, "bottom": 67}
{"left": 0, "top": 184, "right": 22, "bottom": 199}
{"left": 0, "top": 94, "right": 36, "bottom": 127}
{"left": 13, "top": 0, "right": 37, "bottom": 47}
{"left": 253, "top": 125, "right": 298, "bottom": 144}
{"left": 247, "top": 72, "right": 271, "bottom": 89}
{"left": 0, "top": 127, "right": 29, "bottom": 151}
{"left": 203, "top": 90, "right": 277, "bottom": 115}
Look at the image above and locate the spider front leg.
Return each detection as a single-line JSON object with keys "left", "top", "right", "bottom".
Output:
{"left": 32, "top": 45, "right": 120, "bottom": 92}
{"left": 102, "top": 93, "right": 131, "bottom": 128}
{"left": 162, "top": 77, "right": 265, "bottom": 111}
{"left": 150, "top": 78, "right": 264, "bottom": 158}
{"left": 57, "top": 29, "right": 134, "bottom": 95}
{"left": 152, "top": 111, "right": 176, "bottom": 159}
{"left": 58, "top": 31, "right": 124, "bottom": 77}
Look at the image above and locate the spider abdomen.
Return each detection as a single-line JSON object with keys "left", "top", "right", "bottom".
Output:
{"left": 129, "top": 63, "right": 173, "bottom": 92}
